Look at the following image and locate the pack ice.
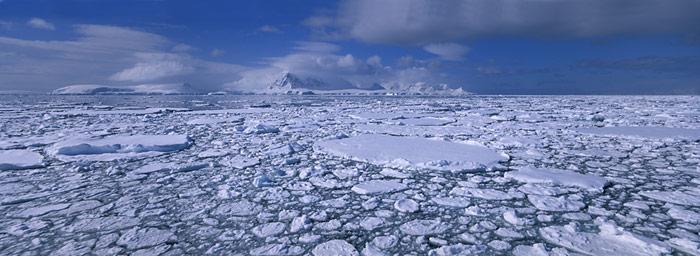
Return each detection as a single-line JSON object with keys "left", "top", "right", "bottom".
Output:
{"left": 1, "top": 95, "right": 699, "bottom": 255}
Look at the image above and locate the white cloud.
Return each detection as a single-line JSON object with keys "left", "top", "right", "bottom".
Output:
{"left": 110, "top": 59, "right": 194, "bottom": 82}
{"left": 423, "top": 43, "right": 469, "bottom": 61}
{"left": 0, "top": 25, "right": 245, "bottom": 91}
{"left": 259, "top": 25, "right": 282, "bottom": 33}
{"left": 320, "top": 0, "right": 700, "bottom": 45}
{"left": 27, "top": 17, "right": 55, "bottom": 30}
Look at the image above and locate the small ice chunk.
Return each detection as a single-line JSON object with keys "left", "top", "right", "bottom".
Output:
{"left": 351, "top": 180, "right": 407, "bottom": 195}
{"left": 512, "top": 244, "right": 548, "bottom": 256}
{"left": 450, "top": 187, "right": 523, "bottom": 200}
{"left": 428, "top": 244, "right": 486, "bottom": 256}
{"left": 527, "top": 195, "right": 585, "bottom": 212}
{"left": 432, "top": 197, "right": 471, "bottom": 208}
{"left": 505, "top": 166, "right": 609, "bottom": 192}
{"left": 399, "top": 219, "right": 447, "bottom": 235}
{"left": 244, "top": 123, "right": 279, "bottom": 134}
{"left": 0, "top": 150, "right": 44, "bottom": 170}
{"left": 312, "top": 240, "right": 359, "bottom": 256}
{"left": 251, "top": 222, "right": 286, "bottom": 238}
{"left": 379, "top": 168, "right": 411, "bottom": 179}
{"left": 394, "top": 199, "right": 419, "bottom": 213}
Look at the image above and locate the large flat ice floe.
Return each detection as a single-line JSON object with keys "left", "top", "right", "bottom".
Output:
{"left": 576, "top": 126, "right": 700, "bottom": 140}
{"left": 48, "top": 135, "right": 191, "bottom": 161}
{"left": 505, "top": 166, "right": 609, "bottom": 192}
{"left": 314, "top": 134, "right": 507, "bottom": 172}
{"left": 0, "top": 150, "right": 44, "bottom": 170}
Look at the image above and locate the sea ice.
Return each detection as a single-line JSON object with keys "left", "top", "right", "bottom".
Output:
{"left": 0, "top": 150, "right": 44, "bottom": 170}
{"left": 527, "top": 194, "right": 585, "bottom": 212}
{"left": 576, "top": 126, "right": 700, "bottom": 140}
{"left": 450, "top": 187, "right": 523, "bottom": 200}
{"left": 351, "top": 180, "right": 407, "bottom": 195}
{"left": 48, "top": 134, "right": 190, "bottom": 161}
{"left": 540, "top": 220, "right": 670, "bottom": 256}
{"left": 505, "top": 166, "right": 609, "bottom": 192}
{"left": 314, "top": 134, "right": 507, "bottom": 172}
{"left": 312, "top": 240, "right": 358, "bottom": 256}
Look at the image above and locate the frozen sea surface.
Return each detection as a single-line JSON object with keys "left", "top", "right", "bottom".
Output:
{"left": 0, "top": 95, "right": 699, "bottom": 255}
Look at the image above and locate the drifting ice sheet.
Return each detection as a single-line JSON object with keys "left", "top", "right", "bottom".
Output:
{"left": 0, "top": 150, "right": 44, "bottom": 170}
{"left": 48, "top": 135, "right": 190, "bottom": 161}
{"left": 505, "top": 167, "right": 609, "bottom": 192}
{"left": 314, "top": 134, "right": 507, "bottom": 172}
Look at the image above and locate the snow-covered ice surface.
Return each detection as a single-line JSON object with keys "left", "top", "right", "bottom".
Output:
{"left": 0, "top": 95, "right": 699, "bottom": 255}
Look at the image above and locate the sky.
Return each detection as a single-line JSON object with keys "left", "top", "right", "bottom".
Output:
{"left": 0, "top": 0, "right": 699, "bottom": 94}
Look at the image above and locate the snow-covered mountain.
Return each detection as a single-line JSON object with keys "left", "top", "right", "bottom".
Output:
{"left": 52, "top": 83, "right": 203, "bottom": 95}
{"left": 260, "top": 72, "right": 469, "bottom": 95}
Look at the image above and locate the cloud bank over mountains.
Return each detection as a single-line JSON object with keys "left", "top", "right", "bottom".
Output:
{"left": 0, "top": 22, "right": 457, "bottom": 93}
{"left": 0, "top": 24, "right": 244, "bottom": 92}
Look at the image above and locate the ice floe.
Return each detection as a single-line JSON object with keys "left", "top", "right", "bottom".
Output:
{"left": 540, "top": 219, "right": 670, "bottom": 256}
{"left": 351, "top": 180, "right": 407, "bottom": 195}
{"left": 505, "top": 166, "right": 609, "bottom": 192}
{"left": 314, "top": 134, "right": 507, "bottom": 172}
{"left": 0, "top": 149, "right": 44, "bottom": 170}
{"left": 48, "top": 134, "right": 190, "bottom": 161}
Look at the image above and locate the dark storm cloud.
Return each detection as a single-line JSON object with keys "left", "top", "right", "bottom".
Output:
{"left": 313, "top": 0, "right": 700, "bottom": 45}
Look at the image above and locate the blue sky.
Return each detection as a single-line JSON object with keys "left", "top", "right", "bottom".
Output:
{"left": 1, "top": 0, "right": 699, "bottom": 94}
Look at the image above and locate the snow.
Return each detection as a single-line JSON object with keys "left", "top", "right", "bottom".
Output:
{"left": 540, "top": 220, "right": 671, "bottom": 256}
{"left": 314, "top": 134, "right": 507, "bottom": 172}
{"left": 505, "top": 166, "right": 609, "bottom": 192}
{"left": 576, "top": 126, "right": 700, "bottom": 140}
{"left": 351, "top": 180, "right": 407, "bottom": 195}
{"left": 0, "top": 150, "right": 44, "bottom": 170}
{"left": 48, "top": 135, "right": 190, "bottom": 161}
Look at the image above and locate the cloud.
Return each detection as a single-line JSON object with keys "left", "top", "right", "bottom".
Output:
{"left": 423, "top": 43, "right": 469, "bottom": 61}
{"left": 259, "top": 25, "right": 282, "bottom": 33}
{"left": 27, "top": 17, "right": 55, "bottom": 30}
{"left": 318, "top": 0, "right": 700, "bottom": 46}
{"left": 0, "top": 25, "right": 245, "bottom": 91}
{"left": 110, "top": 54, "right": 195, "bottom": 82}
